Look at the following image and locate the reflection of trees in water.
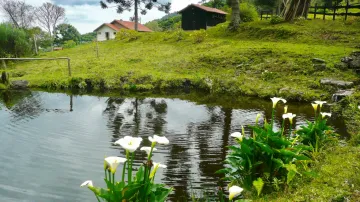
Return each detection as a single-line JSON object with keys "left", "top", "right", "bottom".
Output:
{"left": 0, "top": 90, "right": 44, "bottom": 120}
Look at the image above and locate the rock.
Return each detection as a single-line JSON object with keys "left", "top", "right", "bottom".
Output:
{"left": 350, "top": 51, "right": 360, "bottom": 57}
{"left": 341, "top": 57, "right": 353, "bottom": 63}
{"left": 349, "top": 57, "right": 360, "bottom": 69}
{"left": 332, "top": 89, "right": 354, "bottom": 102}
{"left": 279, "top": 87, "right": 290, "bottom": 94}
{"left": 320, "top": 78, "right": 353, "bottom": 88}
{"left": 334, "top": 62, "right": 348, "bottom": 70}
{"left": 11, "top": 80, "right": 29, "bottom": 89}
{"left": 313, "top": 63, "right": 326, "bottom": 70}
{"left": 312, "top": 58, "right": 326, "bottom": 64}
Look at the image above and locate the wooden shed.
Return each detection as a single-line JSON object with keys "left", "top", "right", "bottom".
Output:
{"left": 179, "top": 4, "right": 227, "bottom": 31}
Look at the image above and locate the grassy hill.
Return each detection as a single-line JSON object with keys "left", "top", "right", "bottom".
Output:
{"left": 6, "top": 19, "right": 360, "bottom": 101}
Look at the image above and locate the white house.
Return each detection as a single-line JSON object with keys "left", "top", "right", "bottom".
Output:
{"left": 94, "top": 20, "right": 152, "bottom": 41}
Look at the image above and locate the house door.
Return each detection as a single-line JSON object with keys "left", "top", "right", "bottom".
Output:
{"left": 105, "top": 32, "right": 110, "bottom": 40}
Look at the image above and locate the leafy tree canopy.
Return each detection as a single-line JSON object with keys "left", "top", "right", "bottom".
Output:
{"left": 54, "top": 23, "right": 81, "bottom": 45}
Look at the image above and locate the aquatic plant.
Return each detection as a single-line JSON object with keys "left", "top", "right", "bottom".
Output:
{"left": 80, "top": 135, "right": 172, "bottom": 202}
{"left": 218, "top": 97, "right": 313, "bottom": 197}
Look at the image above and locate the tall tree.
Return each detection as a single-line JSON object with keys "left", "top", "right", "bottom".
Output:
{"left": 100, "top": 0, "right": 171, "bottom": 31}
{"left": 228, "top": 0, "right": 241, "bottom": 31}
{"left": 34, "top": 2, "right": 65, "bottom": 37}
{"left": 54, "top": 23, "right": 81, "bottom": 45}
{"left": 0, "top": 0, "right": 34, "bottom": 29}
{"left": 281, "top": 0, "right": 311, "bottom": 21}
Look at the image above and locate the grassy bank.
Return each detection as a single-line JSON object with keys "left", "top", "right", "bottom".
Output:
{"left": 5, "top": 19, "right": 360, "bottom": 101}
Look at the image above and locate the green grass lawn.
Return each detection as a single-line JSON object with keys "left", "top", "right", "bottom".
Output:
{"left": 6, "top": 19, "right": 360, "bottom": 101}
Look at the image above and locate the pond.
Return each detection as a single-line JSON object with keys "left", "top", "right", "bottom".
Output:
{"left": 0, "top": 90, "right": 347, "bottom": 201}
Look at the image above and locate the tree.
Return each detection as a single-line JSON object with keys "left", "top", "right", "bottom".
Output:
{"left": 201, "top": 0, "right": 227, "bottom": 8}
{"left": 0, "top": 23, "right": 32, "bottom": 57}
{"left": 100, "top": 0, "right": 171, "bottom": 31}
{"left": 34, "top": 2, "right": 65, "bottom": 37}
{"left": 228, "top": 0, "right": 241, "bottom": 31}
{"left": 0, "top": 0, "right": 34, "bottom": 29}
{"left": 54, "top": 24, "right": 81, "bottom": 45}
{"left": 281, "top": 0, "right": 311, "bottom": 21}
{"left": 144, "top": 20, "right": 162, "bottom": 31}
{"left": 80, "top": 32, "right": 97, "bottom": 43}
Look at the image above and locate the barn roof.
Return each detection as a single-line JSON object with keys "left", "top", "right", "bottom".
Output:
{"left": 94, "top": 23, "right": 119, "bottom": 32}
{"left": 179, "top": 4, "right": 228, "bottom": 15}
{"left": 111, "top": 20, "right": 153, "bottom": 32}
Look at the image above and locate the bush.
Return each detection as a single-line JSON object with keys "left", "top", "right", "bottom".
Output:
{"left": 270, "top": 15, "right": 284, "bottom": 25}
{"left": 115, "top": 29, "right": 141, "bottom": 42}
{"left": 0, "top": 23, "right": 32, "bottom": 57}
{"left": 191, "top": 29, "right": 207, "bottom": 43}
{"left": 63, "top": 40, "right": 76, "bottom": 49}
{"left": 240, "top": 3, "right": 259, "bottom": 22}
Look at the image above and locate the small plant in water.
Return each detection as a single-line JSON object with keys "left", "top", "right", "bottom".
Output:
{"left": 80, "top": 135, "right": 172, "bottom": 201}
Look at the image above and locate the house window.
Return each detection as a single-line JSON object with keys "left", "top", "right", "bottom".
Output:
{"left": 98, "top": 32, "right": 101, "bottom": 35}
{"left": 114, "top": 32, "right": 116, "bottom": 35}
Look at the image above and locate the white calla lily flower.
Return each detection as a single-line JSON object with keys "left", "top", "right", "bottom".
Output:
{"left": 229, "top": 185, "right": 243, "bottom": 200}
{"left": 283, "top": 113, "right": 296, "bottom": 124}
{"left": 314, "top": 101, "right": 327, "bottom": 108}
{"left": 311, "top": 103, "right": 319, "bottom": 112}
{"left": 230, "top": 132, "right": 243, "bottom": 142}
{"left": 320, "top": 112, "right": 331, "bottom": 118}
{"left": 115, "top": 136, "right": 142, "bottom": 153}
{"left": 271, "top": 97, "right": 287, "bottom": 108}
{"left": 140, "top": 147, "right": 157, "bottom": 155}
{"left": 105, "top": 156, "right": 127, "bottom": 174}
{"left": 149, "top": 162, "right": 167, "bottom": 179}
{"left": 148, "top": 135, "right": 169, "bottom": 145}
{"left": 80, "top": 180, "right": 93, "bottom": 187}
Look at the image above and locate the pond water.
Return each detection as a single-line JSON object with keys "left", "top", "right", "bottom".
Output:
{"left": 0, "top": 90, "right": 346, "bottom": 202}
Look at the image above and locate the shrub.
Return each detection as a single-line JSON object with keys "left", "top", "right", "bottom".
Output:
{"left": 240, "top": 3, "right": 259, "bottom": 22}
{"left": 191, "top": 29, "right": 207, "bottom": 43}
{"left": 0, "top": 23, "right": 32, "bottom": 57}
{"left": 218, "top": 98, "right": 336, "bottom": 198}
{"left": 116, "top": 29, "right": 141, "bottom": 41}
{"left": 63, "top": 40, "right": 76, "bottom": 49}
{"left": 270, "top": 15, "right": 284, "bottom": 24}
{"left": 173, "top": 29, "right": 186, "bottom": 41}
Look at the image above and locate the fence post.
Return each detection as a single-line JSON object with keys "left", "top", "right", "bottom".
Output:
{"left": 314, "top": 3, "right": 317, "bottom": 19}
{"left": 333, "top": 3, "right": 336, "bottom": 20}
{"left": 345, "top": 0, "right": 349, "bottom": 20}
{"left": 323, "top": 5, "right": 326, "bottom": 20}
{"left": 1, "top": 59, "right": 6, "bottom": 69}
{"left": 67, "top": 58, "right": 71, "bottom": 76}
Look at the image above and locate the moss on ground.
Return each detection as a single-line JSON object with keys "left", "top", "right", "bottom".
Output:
{"left": 6, "top": 19, "right": 360, "bottom": 101}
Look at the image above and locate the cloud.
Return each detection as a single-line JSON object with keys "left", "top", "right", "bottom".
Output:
{"left": 53, "top": 0, "right": 99, "bottom": 6}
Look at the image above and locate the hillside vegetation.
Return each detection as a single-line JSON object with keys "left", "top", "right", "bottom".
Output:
{"left": 6, "top": 19, "right": 360, "bottom": 101}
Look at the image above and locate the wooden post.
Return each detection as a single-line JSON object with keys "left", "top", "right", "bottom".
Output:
{"left": 345, "top": 0, "right": 349, "bottom": 20}
{"left": 68, "top": 58, "right": 71, "bottom": 76}
{"left": 333, "top": 3, "right": 336, "bottom": 20}
{"left": 314, "top": 3, "right": 318, "bottom": 19}
{"left": 1, "top": 59, "right": 6, "bottom": 69}
{"left": 323, "top": 5, "right": 326, "bottom": 20}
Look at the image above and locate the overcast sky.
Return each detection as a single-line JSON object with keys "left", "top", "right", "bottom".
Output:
{"left": 0, "top": 0, "right": 201, "bottom": 34}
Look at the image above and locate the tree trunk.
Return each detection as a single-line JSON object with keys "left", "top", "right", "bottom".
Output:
{"left": 134, "top": 0, "right": 139, "bottom": 31}
{"left": 283, "top": 0, "right": 309, "bottom": 21}
{"left": 228, "top": 0, "right": 240, "bottom": 31}
{"left": 33, "top": 36, "right": 38, "bottom": 55}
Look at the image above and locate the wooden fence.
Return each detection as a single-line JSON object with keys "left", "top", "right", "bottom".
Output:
{"left": 309, "top": 3, "right": 360, "bottom": 20}
{"left": 260, "top": 10, "right": 272, "bottom": 20}
{"left": 0, "top": 57, "right": 72, "bottom": 76}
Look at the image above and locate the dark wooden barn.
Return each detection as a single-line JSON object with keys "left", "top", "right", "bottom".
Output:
{"left": 179, "top": 4, "right": 228, "bottom": 31}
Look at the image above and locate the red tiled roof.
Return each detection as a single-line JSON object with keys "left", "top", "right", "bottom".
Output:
{"left": 112, "top": 20, "right": 152, "bottom": 32}
{"left": 94, "top": 23, "right": 120, "bottom": 32}
{"left": 179, "top": 4, "right": 228, "bottom": 15}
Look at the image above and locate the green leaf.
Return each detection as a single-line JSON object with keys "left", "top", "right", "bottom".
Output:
{"left": 272, "top": 158, "right": 284, "bottom": 170}
{"left": 254, "top": 141, "right": 273, "bottom": 154}
{"left": 294, "top": 155, "right": 311, "bottom": 161}
{"left": 216, "top": 168, "right": 230, "bottom": 174}
{"left": 122, "top": 183, "right": 143, "bottom": 200}
{"left": 269, "top": 136, "right": 291, "bottom": 146}
{"left": 136, "top": 165, "right": 145, "bottom": 182}
{"left": 240, "top": 142, "right": 252, "bottom": 154}
{"left": 284, "top": 164, "right": 298, "bottom": 184}
{"left": 253, "top": 178, "right": 264, "bottom": 196}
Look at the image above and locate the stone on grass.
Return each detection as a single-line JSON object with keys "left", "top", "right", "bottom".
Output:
{"left": 320, "top": 78, "right": 353, "bottom": 88}
{"left": 334, "top": 62, "right": 348, "bottom": 70}
{"left": 332, "top": 89, "right": 354, "bottom": 102}
{"left": 312, "top": 58, "right": 326, "bottom": 64}
{"left": 11, "top": 80, "right": 29, "bottom": 89}
{"left": 314, "top": 63, "right": 326, "bottom": 71}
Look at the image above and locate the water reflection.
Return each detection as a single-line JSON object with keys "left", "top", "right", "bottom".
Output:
{"left": 0, "top": 91, "right": 347, "bottom": 202}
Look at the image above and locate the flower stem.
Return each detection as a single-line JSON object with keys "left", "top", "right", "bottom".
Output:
{"left": 129, "top": 152, "right": 135, "bottom": 184}
{"left": 281, "top": 119, "right": 285, "bottom": 137}
{"left": 112, "top": 173, "right": 115, "bottom": 194}
{"left": 147, "top": 142, "right": 156, "bottom": 161}
{"left": 289, "top": 123, "right": 292, "bottom": 138}
{"left": 271, "top": 108, "right": 275, "bottom": 130}
{"left": 121, "top": 161, "right": 126, "bottom": 184}
{"left": 94, "top": 194, "right": 101, "bottom": 202}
